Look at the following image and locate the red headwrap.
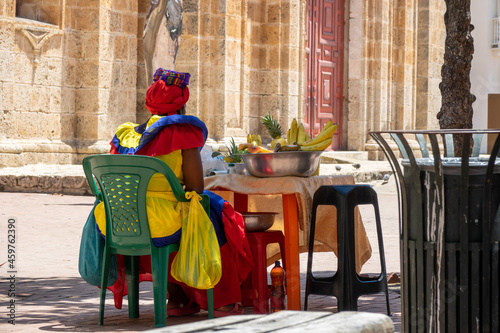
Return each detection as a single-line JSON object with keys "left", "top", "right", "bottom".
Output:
{"left": 145, "top": 80, "right": 190, "bottom": 115}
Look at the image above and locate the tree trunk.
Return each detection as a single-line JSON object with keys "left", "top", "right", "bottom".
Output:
{"left": 437, "top": 0, "right": 476, "bottom": 156}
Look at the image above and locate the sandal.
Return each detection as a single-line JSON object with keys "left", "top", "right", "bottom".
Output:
{"left": 167, "top": 300, "right": 201, "bottom": 317}
{"left": 213, "top": 303, "right": 244, "bottom": 318}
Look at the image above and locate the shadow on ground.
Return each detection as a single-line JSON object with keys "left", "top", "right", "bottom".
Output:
{"left": 2, "top": 277, "right": 212, "bottom": 332}
{"left": 1, "top": 274, "right": 401, "bottom": 332}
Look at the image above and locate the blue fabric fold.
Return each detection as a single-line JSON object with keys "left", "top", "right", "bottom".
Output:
{"left": 204, "top": 190, "right": 228, "bottom": 247}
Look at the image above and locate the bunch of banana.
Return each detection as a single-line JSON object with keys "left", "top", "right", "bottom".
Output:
{"left": 286, "top": 118, "right": 311, "bottom": 145}
{"left": 299, "top": 120, "right": 338, "bottom": 151}
{"left": 247, "top": 134, "right": 262, "bottom": 146}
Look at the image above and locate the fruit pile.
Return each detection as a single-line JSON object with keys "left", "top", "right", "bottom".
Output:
{"left": 246, "top": 114, "right": 337, "bottom": 153}
{"left": 295, "top": 120, "right": 337, "bottom": 151}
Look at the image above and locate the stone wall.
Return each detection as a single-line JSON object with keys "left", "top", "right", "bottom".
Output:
{"left": 349, "top": 0, "right": 446, "bottom": 159}
{"left": 172, "top": 0, "right": 304, "bottom": 145}
{"left": 0, "top": 0, "right": 448, "bottom": 166}
{"left": 0, "top": 0, "right": 139, "bottom": 167}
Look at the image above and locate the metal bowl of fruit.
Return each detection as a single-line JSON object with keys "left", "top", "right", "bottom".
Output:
{"left": 240, "top": 212, "right": 278, "bottom": 232}
{"left": 236, "top": 151, "right": 323, "bottom": 177}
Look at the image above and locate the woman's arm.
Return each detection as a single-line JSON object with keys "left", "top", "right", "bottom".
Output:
{"left": 182, "top": 147, "right": 204, "bottom": 194}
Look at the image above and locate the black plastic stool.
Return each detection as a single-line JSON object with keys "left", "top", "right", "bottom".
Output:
{"left": 304, "top": 184, "right": 391, "bottom": 315}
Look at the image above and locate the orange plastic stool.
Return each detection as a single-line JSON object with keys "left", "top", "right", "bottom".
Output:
{"left": 241, "top": 230, "right": 287, "bottom": 314}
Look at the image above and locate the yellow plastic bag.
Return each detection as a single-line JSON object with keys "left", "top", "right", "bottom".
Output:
{"left": 171, "top": 192, "right": 222, "bottom": 289}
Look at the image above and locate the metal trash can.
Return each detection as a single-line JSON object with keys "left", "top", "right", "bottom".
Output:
{"left": 370, "top": 129, "right": 500, "bottom": 332}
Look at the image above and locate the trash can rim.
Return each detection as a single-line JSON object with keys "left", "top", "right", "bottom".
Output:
{"left": 401, "top": 157, "right": 500, "bottom": 175}
{"left": 370, "top": 129, "right": 500, "bottom": 135}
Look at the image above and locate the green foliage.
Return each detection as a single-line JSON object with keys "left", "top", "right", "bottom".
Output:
{"left": 225, "top": 137, "right": 242, "bottom": 163}
{"left": 261, "top": 114, "right": 283, "bottom": 139}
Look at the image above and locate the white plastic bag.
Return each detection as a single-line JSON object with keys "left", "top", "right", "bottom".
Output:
{"left": 200, "top": 145, "right": 228, "bottom": 176}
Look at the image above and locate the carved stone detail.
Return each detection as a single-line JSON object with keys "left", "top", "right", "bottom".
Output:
{"left": 15, "top": 23, "right": 63, "bottom": 58}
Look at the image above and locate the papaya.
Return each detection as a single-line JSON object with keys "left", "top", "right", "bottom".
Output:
{"left": 247, "top": 145, "right": 260, "bottom": 153}
{"left": 248, "top": 145, "right": 272, "bottom": 153}
{"left": 238, "top": 143, "right": 251, "bottom": 151}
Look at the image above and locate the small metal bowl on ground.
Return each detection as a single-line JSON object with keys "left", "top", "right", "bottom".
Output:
{"left": 240, "top": 212, "right": 278, "bottom": 232}
{"left": 236, "top": 151, "right": 322, "bottom": 177}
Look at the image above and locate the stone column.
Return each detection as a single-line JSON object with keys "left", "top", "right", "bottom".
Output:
{"left": 173, "top": 0, "right": 304, "bottom": 147}
{"left": 392, "top": 0, "right": 416, "bottom": 131}
{"left": 348, "top": 0, "right": 396, "bottom": 154}
{"left": 417, "top": 0, "right": 445, "bottom": 130}
{"left": 135, "top": 1, "right": 153, "bottom": 124}
{"left": 73, "top": 0, "right": 138, "bottom": 157}
{"left": 279, "top": 0, "right": 304, "bottom": 134}
{"left": 348, "top": 0, "right": 445, "bottom": 160}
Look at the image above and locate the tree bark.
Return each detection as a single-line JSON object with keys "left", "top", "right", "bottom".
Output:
{"left": 437, "top": 0, "right": 476, "bottom": 156}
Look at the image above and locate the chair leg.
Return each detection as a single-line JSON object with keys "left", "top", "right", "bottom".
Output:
{"left": 207, "top": 289, "right": 214, "bottom": 319}
{"left": 125, "top": 256, "right": 140, "bottom": 319}
{"left": 277, "top": 235, "right": 287, "bottom": 307}
{"left": 150, "top": 245, "right": 173, "bottom": 328}
{"left": 305, "top": 185, "right": 391, "bottom": 315}
{"left": 334, "top": 195, "right": 360, "bottom": 312}
{"left": 305, "top": 205, "right": 319, "bottom": 311}
{"left": 384, "top": 283, "right": 392, "bottom": 316}
{"left": 252, "top": 239, "right": 271, "bottom": 314}
{"left": 99, "top": 249, "right": 112, "bottom": 325}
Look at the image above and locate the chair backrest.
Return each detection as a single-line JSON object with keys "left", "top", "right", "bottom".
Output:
{"left": 82, "top": 154, "right": 208, "bottom": 255}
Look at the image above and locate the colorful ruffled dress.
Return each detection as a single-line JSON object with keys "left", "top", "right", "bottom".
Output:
{"left": 93, "top": 114, "right": 254, "bottom": 310}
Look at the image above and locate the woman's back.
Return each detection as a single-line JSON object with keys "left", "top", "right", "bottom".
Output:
{"left": 111, "top": 115, "right": 206, "bottom": 193}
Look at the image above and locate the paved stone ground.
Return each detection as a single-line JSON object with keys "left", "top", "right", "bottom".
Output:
{"left": 0, "top": 159, "right": 402, "bottom": 332}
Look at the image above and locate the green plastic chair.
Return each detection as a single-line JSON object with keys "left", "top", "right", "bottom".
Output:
{"left": 82, "top": 154, "right": 214, "bottom": 327}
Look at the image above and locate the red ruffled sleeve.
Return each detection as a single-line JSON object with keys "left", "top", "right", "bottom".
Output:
{"left": 128, "top": 124, "right": 204, "bottom": 157}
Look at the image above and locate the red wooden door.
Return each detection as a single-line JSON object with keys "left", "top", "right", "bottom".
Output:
{"left": 304, "top": 0, "right": 344, "bottom": 150}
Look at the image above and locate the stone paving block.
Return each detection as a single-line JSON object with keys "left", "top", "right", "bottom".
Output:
{"left": 0, "top": 174, "right": 16, "bottom": 190}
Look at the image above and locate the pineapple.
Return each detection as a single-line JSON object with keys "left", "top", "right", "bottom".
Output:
{"left": 224, "top": 137, "right": 242, "bottom": 163}
{"left": 261, "top": 114, "right": 286, "bottom": 150}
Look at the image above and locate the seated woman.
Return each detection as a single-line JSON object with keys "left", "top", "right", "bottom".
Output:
{"left": 93, "top": 68, "right": 253, "bottom": 317}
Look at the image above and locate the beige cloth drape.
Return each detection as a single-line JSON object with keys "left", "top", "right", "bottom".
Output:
{"left": 205, "top": 174, "right": 372, "bottom": 272}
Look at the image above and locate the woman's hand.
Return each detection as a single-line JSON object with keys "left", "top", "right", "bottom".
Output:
{"left": 182, "top": 148, "right": 204, "bottom": 194}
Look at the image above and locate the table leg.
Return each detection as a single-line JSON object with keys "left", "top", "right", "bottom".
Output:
{"left": 233, "top": 192, "right": 253, "bottom": 307}
{"left": 282, "top": 194, "right": 301, "bottom": 310}
{"left": 233, "top": 192, "right": 248, "bottom": 212}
